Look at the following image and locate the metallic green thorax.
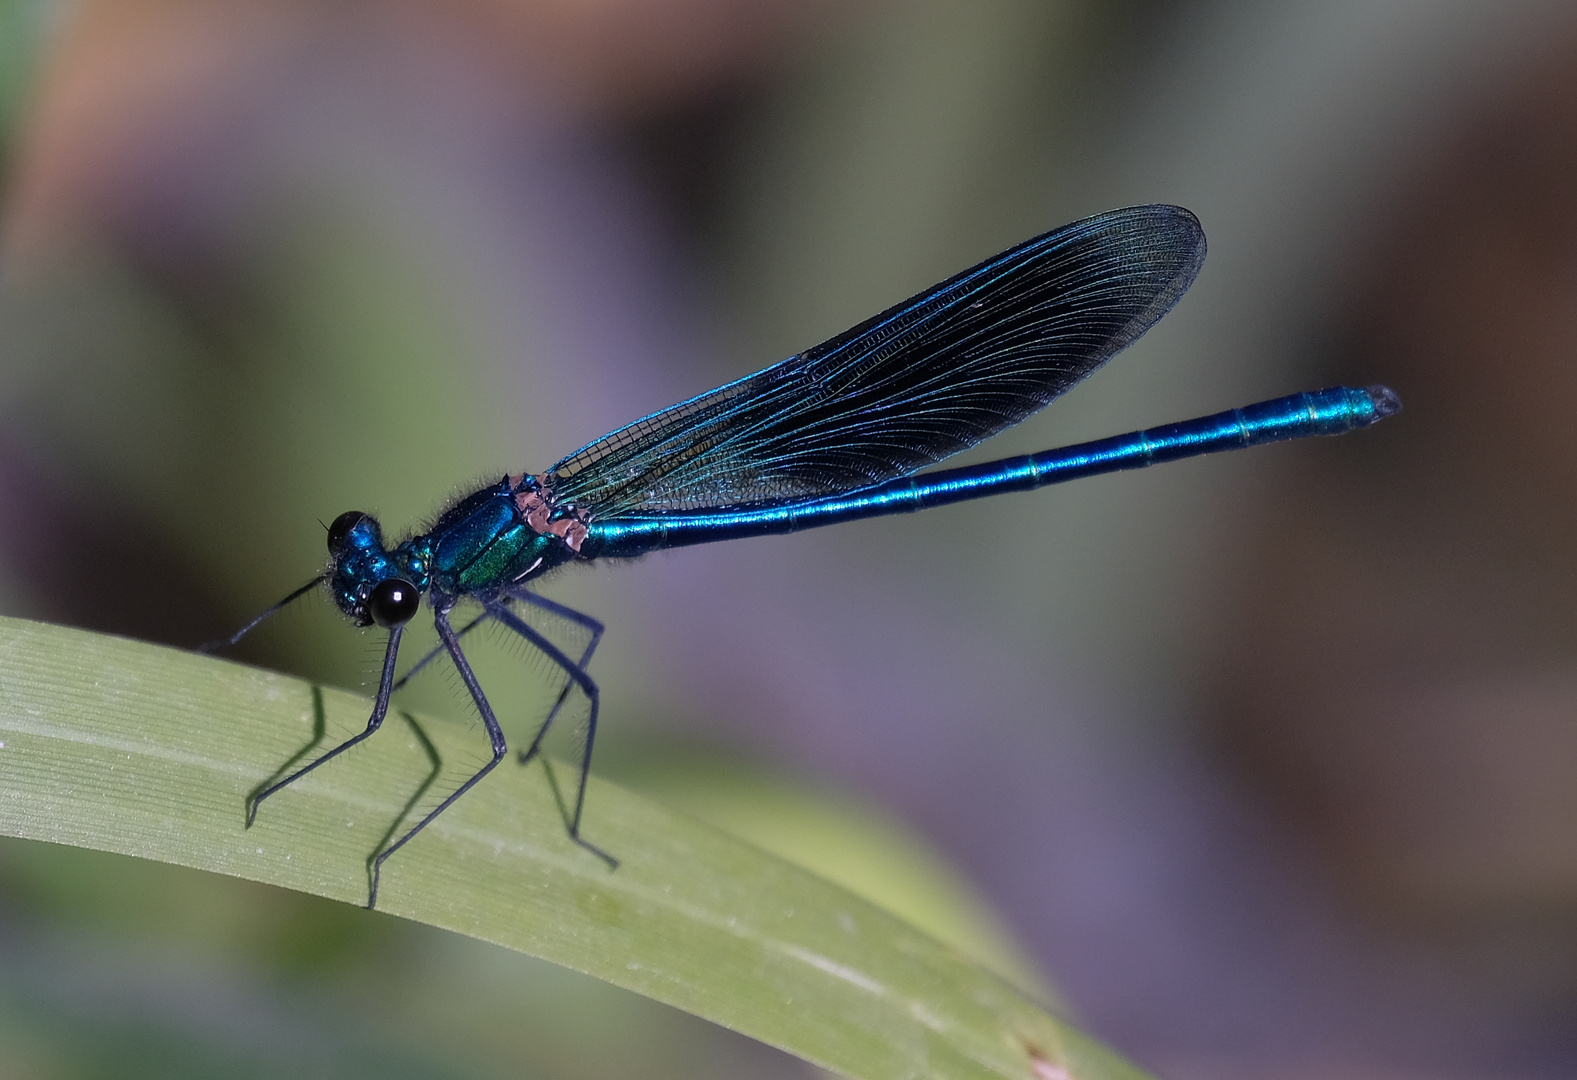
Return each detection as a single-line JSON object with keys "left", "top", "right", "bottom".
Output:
{"left": 329, "top": 476, "right": 580, "bottom": 625}
{"left": 420, "top": 476, "right": 585, "bottom": 596}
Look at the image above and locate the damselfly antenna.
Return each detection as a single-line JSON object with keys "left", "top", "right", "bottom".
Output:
{"left": 199, "top": 575, "right": 325, "bottom": 653}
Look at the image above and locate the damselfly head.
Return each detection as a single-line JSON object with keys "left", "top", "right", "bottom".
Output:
{"left": 326, "top": 511, "right": 418, "bottom": 628}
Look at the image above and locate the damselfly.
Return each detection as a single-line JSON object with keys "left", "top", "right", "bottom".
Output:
{"left": 208, "top": 205, "right": 1399, "bottom": 908}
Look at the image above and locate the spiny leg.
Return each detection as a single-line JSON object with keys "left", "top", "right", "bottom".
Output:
{"left": 364, "top": 711, "right": 443, "bottom": 898}
{"left": 199, "top": 574, "right": 324, "bottom": 654}
{"left": 486, "top": 598, "right": 616, "bottom": 870}
{"left": 392, "top": 602, "right": 500, "bottom": 693}
{"left": 505, "top": 588, "right": 605, "bottom": 767}
{"left": 248, "top": 625, "right": 405, "bottom": 827}
{"left": 247, "top": 685, "right": 328, "bottom": 805}
{"left": 394, "top": 591, "right": 601, "bottom": 718}
{"left": 367, "top": 606, "right": 508, "bottom": 909}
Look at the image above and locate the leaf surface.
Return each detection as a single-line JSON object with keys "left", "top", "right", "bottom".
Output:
{"left": 0, "top": 616, "right": 1154, "bottom": 1080}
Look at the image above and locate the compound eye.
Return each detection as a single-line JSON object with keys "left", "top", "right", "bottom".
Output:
{"left": 368, "top": 578, "right": 420, "bottom": 628}
{"left": 327, "top": 511, "right": 367, "bottom": 554}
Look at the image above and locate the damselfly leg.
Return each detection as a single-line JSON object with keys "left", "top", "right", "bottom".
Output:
{"left": 247, "top": 626, "right": 405, "bottom": 827}
{"left": 486, "top": 595, "right": 616, "bottom": 870}
{"left": 364, "top": 711, "right": 443, "bottom": 899}
{"left": 366, "top": 604, "right": 508, "bottom": 909}
{"left": 505, "top": 589, "right": 605, "bottom": 766}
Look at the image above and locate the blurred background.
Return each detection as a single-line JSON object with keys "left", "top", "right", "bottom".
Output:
{"left": 2, "top": 0, "right": 1576, "bottom": 1077}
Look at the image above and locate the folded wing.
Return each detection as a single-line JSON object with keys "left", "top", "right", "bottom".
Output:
{"left": 549, "top": 204, "right": 1205, "bottom": 519}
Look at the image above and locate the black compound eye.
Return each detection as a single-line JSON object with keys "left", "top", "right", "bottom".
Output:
{"left": 368, "top": 578, "right": 420, "bottom": 628}
{"left": 327, "top": 511, "right": 367, "bottom": 554}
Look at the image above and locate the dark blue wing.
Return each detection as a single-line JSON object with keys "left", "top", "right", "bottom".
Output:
{"left": 549, "top": 204, "right": 1205, "bottom": 518}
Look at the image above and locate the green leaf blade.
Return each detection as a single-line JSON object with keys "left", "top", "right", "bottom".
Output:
{"left": 0, "top": 615, "right": 1155, "bottom": 1080}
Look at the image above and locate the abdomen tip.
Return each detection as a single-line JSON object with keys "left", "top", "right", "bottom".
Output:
{"left": 1365, "top": 385, "right": 1402, "bottom": 419}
